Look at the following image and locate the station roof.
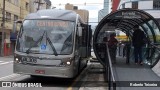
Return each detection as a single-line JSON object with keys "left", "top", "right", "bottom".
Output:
{"left": 93, "top": 9, "right": 160, "bottom": 66}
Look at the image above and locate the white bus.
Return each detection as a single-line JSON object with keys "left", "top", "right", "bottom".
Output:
{"left": 13, "top": 9, "right": 92, "bottom": 78}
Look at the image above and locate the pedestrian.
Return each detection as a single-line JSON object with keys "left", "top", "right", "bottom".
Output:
{"left": 108, "top": 33, "right": 118, "bottom": 64}
{"left": 103, "top": 36, "right": 108, "bottom": 43}
{"left": 132, "top": 25, "right": 145, "bottom": 65}
{"left": 123, "top": 43, "right": 127, "bottom": 57}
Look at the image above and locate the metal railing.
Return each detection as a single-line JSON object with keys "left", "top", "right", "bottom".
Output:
{"left": 104, "top": 43, "right": 116, "bottom": 90}
{"left": 103, "top": 42, "right": 160, "bottom": 89}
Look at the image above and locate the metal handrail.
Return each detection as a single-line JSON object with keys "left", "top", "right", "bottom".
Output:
{"left": 104, "top": 43, "right": 160, "bottom": 89}
{"left": 105, "top": 43, "right": 116, "bottom": 90}
{"left": 106, "top": 44, "right": 116, "bottom": 82}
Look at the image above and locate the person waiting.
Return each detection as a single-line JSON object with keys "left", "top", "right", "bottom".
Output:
{"left": 108, "top": 33, "right": 118, "bottom": 64}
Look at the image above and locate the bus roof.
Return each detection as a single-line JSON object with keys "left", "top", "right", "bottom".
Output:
{"left": 25, "top": 9, "right": 83, "bottom": 22}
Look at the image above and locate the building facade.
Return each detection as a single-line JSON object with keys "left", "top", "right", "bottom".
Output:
{"left": 29, "top": 0, "right": 51, "bottom": 13}
{"left": 98, "top": 0, "right": 112, "bottom": 22}
{"left": 117, "top": 0, "right": 160, "bottom": 10}
{"left": 0, "top": 0, "right": 30, "bottom": 56}
{"left": 65, "top": 3, "right": 89, "bottom": 24}
{"left": 20, "top": 0, "right": 30, "bottom": 19}
{"left": 117, "top": 0, "right": 160, "bottom": 23}
{"left": 0, "top": 0, "right": 51, "bottom": 56}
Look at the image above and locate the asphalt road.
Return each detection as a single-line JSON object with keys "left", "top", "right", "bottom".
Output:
{"left": 0, "top": 56, "right": 107, "bottom": 90}
{"left": 0, "top": 57, "right": 13, "bottom": 78}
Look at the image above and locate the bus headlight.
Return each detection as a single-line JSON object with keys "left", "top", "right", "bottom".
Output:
{"left": 66, "top": 61, "right": 71, "bottom": 65}
{"left": 15, "top": 58, "right": 19, "bottom": 61}
{"left": 14, "top": 54, "right": 22, "bottom": 63}
{"left": 60, "top": 58, "right": 73, "bottom": 66}
{"left": 14, "top": 57, "right": 21, "bottom": 63}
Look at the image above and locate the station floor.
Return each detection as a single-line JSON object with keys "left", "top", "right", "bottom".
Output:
{"left": 113, "top": 56, "right": 160, "bottom": 90}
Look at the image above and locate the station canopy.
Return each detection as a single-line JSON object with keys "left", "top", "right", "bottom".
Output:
{"left": 93, "top": 9, "right": 160, "bottom": 66}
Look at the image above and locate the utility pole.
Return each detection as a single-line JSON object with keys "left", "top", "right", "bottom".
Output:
{"left": 1, "top": 0, "right": 5, "bottom": 56}
{"left": 34, "top": 0, "right": 44, "bottom": 11}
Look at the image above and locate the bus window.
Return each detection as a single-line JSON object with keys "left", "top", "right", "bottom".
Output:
{"left": 16, "top": 20, "right": 75, "bottom": 55}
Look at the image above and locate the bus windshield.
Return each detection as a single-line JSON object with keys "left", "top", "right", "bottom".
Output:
{"left": 16, "top": 20, "right": 75, "bottom": 55}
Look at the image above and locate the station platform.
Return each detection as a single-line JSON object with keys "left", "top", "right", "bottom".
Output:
{"left": 113, "top": 56, "right": 160, "bottom": 90}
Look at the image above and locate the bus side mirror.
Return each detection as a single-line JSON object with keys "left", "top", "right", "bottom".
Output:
{"left": 78, "top": 27, "right": 82, "bottom": 36}
{"left": 13, "top": 20, "right": 22, "bottom": 33}
{"left": 16, "top": 20, "right": 22, "bottom": 23}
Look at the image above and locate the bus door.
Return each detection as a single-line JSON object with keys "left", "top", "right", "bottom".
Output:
{"left": 80, "top": 24, "right": 92, "bottom": 58}
{"left": 87, "top": 25, "right": 92, "bottom": 57}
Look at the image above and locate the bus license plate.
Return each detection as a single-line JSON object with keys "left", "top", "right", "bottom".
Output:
{"left": 35, "top": 70, "right": 45, "bottom": 74}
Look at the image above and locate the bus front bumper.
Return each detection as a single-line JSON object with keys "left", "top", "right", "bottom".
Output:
{"left": 13, "top": 63, "right": 75, "bottom": 78}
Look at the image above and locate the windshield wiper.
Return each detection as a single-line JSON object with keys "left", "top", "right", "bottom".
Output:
{"left": 26, "top": 31, "right": 46, "bottom": 54}
{"left": 26, "top": 31, "right": 58, "bottom": 56}
{"left": 46, "top": 32, "right": 58, "bottom": 56}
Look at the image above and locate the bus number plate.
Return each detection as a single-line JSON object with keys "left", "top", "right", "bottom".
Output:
{"left": 35, "top": 70, "right": 45, "bottom": 74}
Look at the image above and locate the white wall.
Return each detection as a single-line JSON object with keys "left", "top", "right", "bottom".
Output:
{"left": 118, "top": 0, "right": 154, "bottom": 10}
{"left": 139, "top": 1, "right": 153, "bottom": 9}
{"left": 125, "top": 2, "right": 132, "bottom": 8}
{"left": 145, "top": 10, "right": 160, "bottom": 18}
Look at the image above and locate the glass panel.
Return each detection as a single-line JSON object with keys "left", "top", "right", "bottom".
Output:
{"left": 148, "top": 46, "right": 160, "bottom": 65}
{"left": 148, "top": 20, "right": 160, "bottom": 43}
{"left": 142, "top": 23, "right": 154, "bottom": 43}
{"left": 155, "top": 18, "right": 160, "bottom": 26}
{"left": 153, "top": 0, "right": 160, "bottom": 9}
{"left": 122, "top": 4, "right": 125, "bottom": 9}
{"left": 147, "top": 20, "right": 160, "bottom": 65}
{"left": 16, "top": 20, "right": 75, "bottom": 55}
{"left": 132, "top": 2, "right": 138, "bottom": 9}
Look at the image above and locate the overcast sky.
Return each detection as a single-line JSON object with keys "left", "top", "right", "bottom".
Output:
{"left": 51, "top": 0, "right": 104, "bottom": 24}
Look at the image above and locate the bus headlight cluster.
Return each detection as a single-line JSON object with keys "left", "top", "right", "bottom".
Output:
{"left": 14, "top": 57, "right": 21, "bottom": 63}
{"left": 15, "top": 58, "right": 19, "bottom": 61}
{"left": 14, "top": 57, "right": 37, "bottom": 64}
{"left": 60, "top": 58, "right": 73, "bottom": 66}
{"left": 21, "top": 57, "right": 37, "bottom": 64}
{"left": 66, "top": 61, "right": 71, "bottom": 65}
{"left": 14, "top": 54, "right": 22, "bottom": 63}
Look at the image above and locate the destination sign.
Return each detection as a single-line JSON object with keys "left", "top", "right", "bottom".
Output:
{"left": 115, "top": 11, "right": 141, "bottom": 19}
{"left": 122, "top": 12, "right": 141, "bottom": 19}
{"left": 36, "top": 21, "right": 68, "bottom": 27}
